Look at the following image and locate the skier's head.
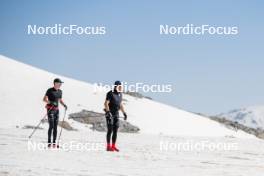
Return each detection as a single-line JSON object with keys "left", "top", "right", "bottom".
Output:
{"left": 53, "top": 78, "right": 64, "bottom": 90}
{"left": 114, "top": 80, "right": 122, "bottom": 92}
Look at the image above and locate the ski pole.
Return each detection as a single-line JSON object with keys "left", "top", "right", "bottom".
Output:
{"left": 57, "top": 108, "right": 67, "bottom": 145}
{"left": 28, "top": 106, "right": 54, "bottom": 139}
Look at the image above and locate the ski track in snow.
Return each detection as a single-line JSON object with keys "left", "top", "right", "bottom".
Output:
{"left": 1, "top": 128, "right": 264, "bottom": 176}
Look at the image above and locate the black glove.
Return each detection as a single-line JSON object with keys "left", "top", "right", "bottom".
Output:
{"left": 106, "top": 117, "right": 114, "bottom": 126}
{"left": 63, "top": 104, "right": 68, "bottom": 110}
{"left": 105, "top": 111, "right": 112, "bottom": 119}
{"left": 123, "top": 112, "right": 127, "bottom": 121}
{"left": 49, "top": 101, "right": 58, "bottom": 106}
{"left": 105, "top": 111, "right": 113, "bottom": 125}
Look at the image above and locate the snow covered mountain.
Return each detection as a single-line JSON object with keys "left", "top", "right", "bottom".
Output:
{"left": 0, "top": 55, "right": 253, "bottom": 138}
{"left": 218, "top": 105, "right": 264, "bottom": 129}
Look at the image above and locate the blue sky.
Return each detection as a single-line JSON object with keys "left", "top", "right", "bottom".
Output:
{"left": 0, "top": 0, "right": 264, "bottom": 114}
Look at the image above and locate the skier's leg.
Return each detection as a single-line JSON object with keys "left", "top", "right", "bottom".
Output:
{"left": 106, "top": 124, "right": 112, "bottom": 144}
{"left": 112, "top": 118, "right": 119, "bottom": 152}
{"left": 47, "top": 112, "right": 54, "bottom": 144}
{"left": 112, "top": 127, "right": 118, "bottom": 144}
{"left": 106, "top": 118, "right": 113, "bottom": 151}
{"left": 53, "top": 110, "right": 59, "bottom": 143}
{"left": 106, "top": 129, "right": 112, "bottom": 144}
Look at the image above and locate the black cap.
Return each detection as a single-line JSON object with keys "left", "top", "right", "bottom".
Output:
{"left": 54, "top": 78, "right": 64, "bottom": 84}
{"left": 114, "top": 80, "right": 122, "bottom": 86}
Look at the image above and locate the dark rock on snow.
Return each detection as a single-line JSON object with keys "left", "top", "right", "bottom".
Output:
{"left": 69, "top": 110, "right": 140, "bottom": 133}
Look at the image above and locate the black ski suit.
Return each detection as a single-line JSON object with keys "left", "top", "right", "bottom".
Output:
{"left": 45, "top": 87, "right": 62, "bottom": 144}
{"left": 106, "top": 90, "right": 122, "bottom": 144}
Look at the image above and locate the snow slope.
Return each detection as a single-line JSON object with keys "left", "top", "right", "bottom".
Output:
{"left": 218, "top": 105, "right": 264, "bottom": 129}
{"left": 0, "top": 55, "right": 253, "bottom": 138}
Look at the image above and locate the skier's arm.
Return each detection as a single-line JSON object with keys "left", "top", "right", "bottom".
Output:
{"left": 120, "top": 102, "right": 127, "bottom": 120}
{"left": 59, "top": 99, "right": 66, "bottom": 106}
{"left": 59, "top": 99, "right": 67, "bottom": 110}
{"left": 43, "top": 95, "right": 49, "bottom": 104}
{"left": 120, "top": 102, "right": 126, "bottom": 114}
{"left": 104, "top": 100, "right": 110, "bottom": 112}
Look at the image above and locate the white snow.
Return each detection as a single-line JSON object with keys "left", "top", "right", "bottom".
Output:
{"left": 1, "top": 128, "right": 264, "bottom": 176}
